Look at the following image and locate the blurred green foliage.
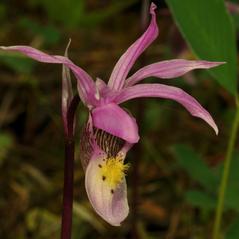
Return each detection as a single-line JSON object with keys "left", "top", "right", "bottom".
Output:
{"left": 0, "top": 0, "right": 239, "bottom": 239}
{"left": 173, "top": 145, "right": 239, "bottom": 210}
{"left": 27, "top": 0, "right": 137, "bottom": 28}
{"left": 0, "top": 133, "right": 13, "bottom": 165}
{"left": 0, "top": 52, "right": 36, "bottom": 73}
{"left": 166, "top": 0, "right": 237, "bottom": 95}
{"left": 226, "top": 216, "right": 239, "bottom": 239}
{"left": 19, "top": 18, "right": 61, "bottom": 45}
{"left": 173, "top": 145, "right": 239, "bottom": 237}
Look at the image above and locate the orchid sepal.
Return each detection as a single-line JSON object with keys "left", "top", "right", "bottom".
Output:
{"left": 91, "top": 103, "right": 140, "bottom": 143}
{"left": 115, "top": 83, "right": 218, "bottom": 135}
{"left": 125, "top": 59, "right": 226, "bottom": 87}
{"left": 62, "top": 40, "right": 74, "bottom": 137}
{"left": 107, "top": 2, "right": 158, "bottom": 91}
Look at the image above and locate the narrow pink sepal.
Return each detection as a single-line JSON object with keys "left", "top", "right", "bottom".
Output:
{"left": 107, "top": 3, "right": 158, "bottom": 91}
{"left": 62, "top": 40, "right": 74, "bottom": 136}
{"left": 0, "top": 45, "right": 96, "bottom": 106}
{"left": 125, "top": 60, "right": 225, "bottom": 87}
{"left": 91, "top": 103, "right": 140, "bottom": 143}
{"left": 115, "top": 83, "right": 218, "bottom": 134}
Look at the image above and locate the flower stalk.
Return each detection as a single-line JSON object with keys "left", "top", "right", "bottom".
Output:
{"left": 61, "top": 138, "right": 74, "bottom": 239}
{"left": 61, "top": 95, "right": 80, "bottom": 239}
{"left": 213, "top": 96, "right": 239, "bottom": 239}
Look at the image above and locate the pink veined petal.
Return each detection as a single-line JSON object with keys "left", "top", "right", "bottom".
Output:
{"left": 80, "top": 113, "right": 134, "bottom": 171}
{"left": 0, "top": 45, "right": 97, "bottom": 106}
{"left": 81, "top": 118, "right": 132, "bottom": 226}
{"left": 125, "top": 59, "right": 226, "bottom": 87}
{"left": 115, "top": 83, "right": 218, "bottom": 134}
{"left": 107, "top": 3, "right": 158, "bottom": 91}
{"left": 94, "top": 78, "right": 119, "bottom": 106}
{"left": 91, "top": 103, "right": 140, "bottom": 143}
{"left": 85, "top": 154, "right": 129, "bottom": 226}
{"left": 96, "top": 78, "right": 107, "bottom": 94}
{"left": 79, "top": 114, "right": 95, "bottom": 171}
{"left": 95, "top": 78, "right": 108, "bottom": 101}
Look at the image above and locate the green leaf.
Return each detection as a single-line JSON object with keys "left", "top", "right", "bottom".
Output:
{"left": 28, "top": 0, "right": 137, "bottom": 28}
{"left": 225, "top": 216, "right": 239, "bottom": 239}
{"left": 224, "top": 185, "right": 239, "bottom": 211}
{"left": 166, "top": 0, "right": 237, "bottom": 95}
{"left": 0, "top": 3, "right": 6, "bottom": 22}
{"left": 73, "top": 202, "right": 105, "bottom": 232}
{"left": 185, "top": 190, "right": 216, "bottom": 210}
{"left": 172, "top": 144, "right": 217, "bottom": 192}
{"left": 0, "top": 52, "right": 35, "bottom": 73}
{"left": 19, "top": 18, "right": 61, "bottom": 45}
{"left": 26, "top": 208, "right": 60, "bottom": 237}
{"left": 215, "top": 151, "right": 239, "bottom": 211}
{"left": 0, "top": 133, "right": 13, "bottom": 166}
{"left": 28, "top": 0, "right": 85, "bottom": 27}
{"left": 143, "top": 101, "right": 164, "bottom": 131}
{"left": 78, "top": 0, "right": 138, "bottom": 27}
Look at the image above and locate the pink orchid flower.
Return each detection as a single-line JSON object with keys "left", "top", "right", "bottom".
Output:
{"left": 1, "top": 3, "right": 223, "bottom": 226}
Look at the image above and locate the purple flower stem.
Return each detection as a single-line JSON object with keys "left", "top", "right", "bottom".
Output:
{"left": 61, "top": 95, "right": 80, "bottom": 239}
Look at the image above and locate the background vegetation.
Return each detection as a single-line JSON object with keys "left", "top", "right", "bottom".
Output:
{"left": 0, "top": 0, "right": 238, "bottom": 238}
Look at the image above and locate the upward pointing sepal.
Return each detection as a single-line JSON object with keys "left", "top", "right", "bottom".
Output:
{"left": 62, "top": 40, "right": 74, "bottom": 137}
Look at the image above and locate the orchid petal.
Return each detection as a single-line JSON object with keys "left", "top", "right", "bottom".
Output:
{"left": 80, "top": 116, "right": 131, "bottom": 226}
{"left": 0, "top": 45, "right": 97, "bottom": 106}
{"left": 94, "top": 78, "right": 119, "bottom": 105}
{"left": 95, "top": 78, "right": 108, "bottom": 101}
{"left": 107, "top": 3, "right": 158, "bottom": 91}
{"left": 125, "top": 59, "right": 225, "bottom": 87}
{"left": 91, "top": 103, "right": 139, "bottom": 143}
{"left": 85, "top": 155, "right": 129, "bottom": 226}
{"left": 115, "top": 84, "right": 218, "bottom": 134}
{"left": 96, "top": 78, "right": 107, "bottom": 90}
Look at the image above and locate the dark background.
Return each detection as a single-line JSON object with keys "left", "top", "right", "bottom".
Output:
{"left": 0, "top": 0, "right": 238, "bottom": 238}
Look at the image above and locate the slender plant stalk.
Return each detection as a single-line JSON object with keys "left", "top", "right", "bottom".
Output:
{"left": 61, "top": 138, "right": 74, "bottom": 239}
{"left": 212, "top": 98, "right": 239, "bottom": 239}
{"left": 61, "top": 95, "right": 80, "bottom": 239}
